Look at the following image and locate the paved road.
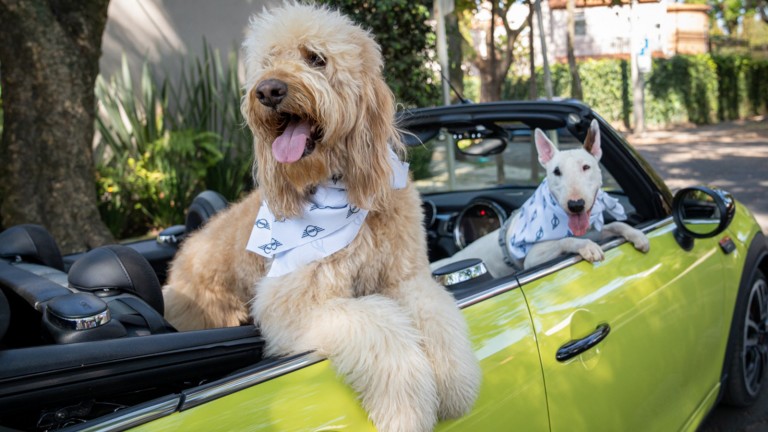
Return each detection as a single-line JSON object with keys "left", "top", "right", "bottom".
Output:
{"left": 629, "top": 116, "right": 768, "bottom": 431}
{"left": 630, "top": 117, "right": 768, "bottom": 234}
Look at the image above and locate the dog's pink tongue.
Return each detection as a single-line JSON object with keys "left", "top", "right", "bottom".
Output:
{"left": 273, "top": 119, "right": 311, "bottom": 163}
{"left": 568, "top": 211, "right": 590, "bottom": 237}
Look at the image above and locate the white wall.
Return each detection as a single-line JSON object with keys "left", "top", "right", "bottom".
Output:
{"left": 534, "top": 0, "right": 667, "bottom": 63}
{"left": 100, "top": 0, "right": 279, "bottom": 81}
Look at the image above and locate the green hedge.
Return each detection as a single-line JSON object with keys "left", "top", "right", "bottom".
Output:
{"left": 500, "top": 53, "right": 768, "bottom": 127}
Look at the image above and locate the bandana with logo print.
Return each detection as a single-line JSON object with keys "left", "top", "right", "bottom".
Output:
{"left": 504, "top": 179, "right": 627, "bottom": 260}
{"left": 246, "top": 148, "right": 409, "bottom": 277}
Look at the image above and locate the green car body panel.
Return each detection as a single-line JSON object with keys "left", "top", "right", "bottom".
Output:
{"left": 133, "top": 287, "right": 549, "bottom": 431}
{"left": 132, "top": 203, "right": 761, "bottom": 432}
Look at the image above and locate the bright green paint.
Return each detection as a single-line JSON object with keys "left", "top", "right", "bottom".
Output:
{"left": 131, "top": 288, "right": 549, "bottom": 431}
{"left": 133, "top": 206, "right": 762, "bottom": 432}
{"left": 523, "top": 222, "right": 728, "bottom": 431}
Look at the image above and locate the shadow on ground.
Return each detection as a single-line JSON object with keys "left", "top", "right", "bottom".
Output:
{"left": 628, "top": 116, "right": 768, "bottom": 235}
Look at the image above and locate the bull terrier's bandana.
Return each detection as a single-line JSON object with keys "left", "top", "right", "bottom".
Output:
{"left": 246, "top": 148, "right": 409, "bottom": 277}
{"left": 501, "top": 179, "right": 627, "bottom": 262}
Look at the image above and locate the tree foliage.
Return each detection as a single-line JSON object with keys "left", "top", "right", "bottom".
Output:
{"left": 456, "top": 0, "right": 532, "bottom": 102}
{"left": 317, "top": 0, "right": 440, "bottom": 108}
{"left": 746, "top": 0, "right": 768, "bottom": 25}
{"left": 708, "top": 0, "right": 745, "bottom": 34}
{"left": 706, "top": 0, "right": 768, "bottom": 35}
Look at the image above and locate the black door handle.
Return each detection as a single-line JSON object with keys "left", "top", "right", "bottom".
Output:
{"left": 556, "top": 323, "right": 611, "bottom": 362}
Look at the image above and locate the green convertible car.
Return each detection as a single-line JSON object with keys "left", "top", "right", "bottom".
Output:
{"left": 0, "top": 101, "right": 766, "bottom": 431}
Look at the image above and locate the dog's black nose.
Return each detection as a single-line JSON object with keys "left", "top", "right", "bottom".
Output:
{"left": 567, "top": 199, "right": 585, "bottom": 213}
{"left": 255, "top": 79, "right": 288, "bottom": 108}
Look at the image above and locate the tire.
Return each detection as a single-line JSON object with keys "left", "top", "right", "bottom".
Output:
{"left": 722, "top": 269, "right": 768, "bottom": 406}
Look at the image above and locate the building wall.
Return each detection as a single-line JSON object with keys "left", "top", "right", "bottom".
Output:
{"left": 665, "top": 3, "right": 710, "bottom": 55}
{"left": 540, "top": 0, "right": 666, "bottom": 61}
{"left": 532, "top": 0, "right": 709, "bottom": 63}
{"left": 100, "top": 0, "right": 279, "bottom": 82}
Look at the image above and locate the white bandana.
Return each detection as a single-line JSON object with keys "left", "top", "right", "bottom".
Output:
{"left": 503, "top": 179, "right": 627, "bottom": 260}
{"left": 246, "top": 148, "right": 409, "bottom": 277}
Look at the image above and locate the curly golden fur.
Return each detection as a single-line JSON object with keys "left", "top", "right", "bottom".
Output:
{"left": 162, "top": 3, "right": 480, "bottom": 431}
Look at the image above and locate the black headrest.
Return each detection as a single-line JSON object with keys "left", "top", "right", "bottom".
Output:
{"left": 185, "top": 190, "right": 228, "bottom": 233}
{"left": 0, "top": 224, "right": 64, "bottom": 271}
{"left": 68, "top": 245, "right": 164, "bottom": 314}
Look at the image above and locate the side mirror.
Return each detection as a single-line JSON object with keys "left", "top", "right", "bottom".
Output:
{"left": 671, "top": 186, "right": 735, "bottom": 250}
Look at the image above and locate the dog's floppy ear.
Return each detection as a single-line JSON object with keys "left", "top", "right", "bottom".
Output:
{"left": 534, "top": 128, "right": 557, "bottom": 166}
{"left": 344, "top": 74, "right": 402, "bottom": 212}
{"left": 583, "top": 119, "right": 602, "bottom": 160}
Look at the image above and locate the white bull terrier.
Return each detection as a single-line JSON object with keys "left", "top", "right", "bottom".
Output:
{"left": 431, "top": 119, "right": 650, "bottom": 277}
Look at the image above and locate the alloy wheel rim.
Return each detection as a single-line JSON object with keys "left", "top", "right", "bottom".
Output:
{"left": 742, "top": 276, "right": 768, "bottom": 397}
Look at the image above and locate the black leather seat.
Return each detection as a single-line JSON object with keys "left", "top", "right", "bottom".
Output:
{"left": 185, "top": 190, "right": 229, "bottom": 233}
{"left": 69, "top": 245, "right": 166, "bottom": 316}
{"left": 0, "top": 224, "right": 64, "bottom": 271}
{"left": 156, "top": 190, "right": 229, "bottom": 247}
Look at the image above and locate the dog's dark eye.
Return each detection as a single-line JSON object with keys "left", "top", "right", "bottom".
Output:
{"left": 306, "top": 52, "right": 326, "bottom": 68}
{"left": 583, "top": 164, "right": 591, "bottom": 171}
{"left": 553, "top": 167, "right": 561, "bottom": 176}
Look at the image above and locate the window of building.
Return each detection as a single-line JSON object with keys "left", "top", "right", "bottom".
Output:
{"left": 575, "top": 11, "right": 586, "bottom": 36}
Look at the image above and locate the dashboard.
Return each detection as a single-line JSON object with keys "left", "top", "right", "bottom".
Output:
{"left": 422, "top": 187, "right": 534, "bottom": 262}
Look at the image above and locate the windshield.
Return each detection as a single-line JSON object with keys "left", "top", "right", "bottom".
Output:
{"left": 408, "top": 124, "right": 621, "bottom": 194}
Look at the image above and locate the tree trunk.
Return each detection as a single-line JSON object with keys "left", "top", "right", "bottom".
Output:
{"left": 528, "top": 0, "right": 538, "bottom": 100}
{"left": 447, "top": 12, "right": 465, "bottom": 103}
{"left": 528, "top": 0, "right": 539, "bottom": 182}
{"left": 534, "top": 0, "right": 553, "bottom": 99}
{"left": 0, "top": 0, "right": 114, "bottom": 253}
{"left": 566, "top": 0, "right": 583, "bottom": 100}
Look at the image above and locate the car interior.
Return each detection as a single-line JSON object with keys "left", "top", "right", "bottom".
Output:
{"left": 0, "top": 107, "right": 667, "bottom": 431}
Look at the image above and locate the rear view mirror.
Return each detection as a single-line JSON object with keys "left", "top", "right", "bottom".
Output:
{"left": 453, "top": 125, "right": 507, "bottom": 156}
{"left": 672, "top": 186, "right": 735, "bottom": 250}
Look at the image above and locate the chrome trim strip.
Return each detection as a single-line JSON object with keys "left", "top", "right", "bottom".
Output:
{"left": 182, "top": 355, "right": 322, "bottom": 410}
{"left": 156, "top": 233, "right": 180, "bottom": 245}
{"left": 640, "top": 216, "right": 673, "bottom": 232}
{"left": 457, "top": 277, "right": 520, "bottom": 308}
{"left": 435, "top": 261, "right": 488, "bottom": 286}
{"left": 48, "top": 308, "right": 111, "bottom": 330}
{"left": 71, "top": 397, "right": 180, "bottom": 432}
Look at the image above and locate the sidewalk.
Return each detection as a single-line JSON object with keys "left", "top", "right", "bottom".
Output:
{"left": 627, "top": 116, "right": 768, "bottom": 234}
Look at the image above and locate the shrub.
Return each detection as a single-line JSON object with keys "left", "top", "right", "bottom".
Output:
{"left": 407, "top": 142, "right": 434, "bottom": 180}
{"left": 95, "top": 60, "right": 169, "bottom": 238}
{"left": 167, "top": 44, "right": 253, "bottom": 200}
{"left": 504, "top": 53, "right": 768, "bottom": 128}
{"left": 95, "top": 47, "right": 247, "bottom": 238}
{"left": 648, "top": 54, "right": 718, "bottom": 125}
{"left": 316, "top": 0, "right": 440, "bottom": 108}
{"left": 745, "top": 58, "right": 768, "bottom": 115}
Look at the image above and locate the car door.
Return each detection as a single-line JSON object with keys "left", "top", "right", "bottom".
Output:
{"left": 520, "top": 220, "right": 727, "bottom": 431}
{"left": 129, "top": 280, "right": 550, "bottom": 431}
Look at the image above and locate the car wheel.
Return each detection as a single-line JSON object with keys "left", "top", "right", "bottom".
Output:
{"left": 723, "top": 269, "right": 768, "bottom": 406}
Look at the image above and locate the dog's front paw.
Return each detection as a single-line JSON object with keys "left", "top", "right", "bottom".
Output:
{"left": 578, "top": 241, "right": 604, "bottom": 263}
{"left": 437, "top": 361, "right": 481, "bottom": 420}
{"left": 630, "top": 232, "right": 650, "bottom": 253}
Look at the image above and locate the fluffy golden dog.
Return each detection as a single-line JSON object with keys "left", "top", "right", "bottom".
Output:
{"left": 162, "top": 3, "right": 480, "bottom": 431}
